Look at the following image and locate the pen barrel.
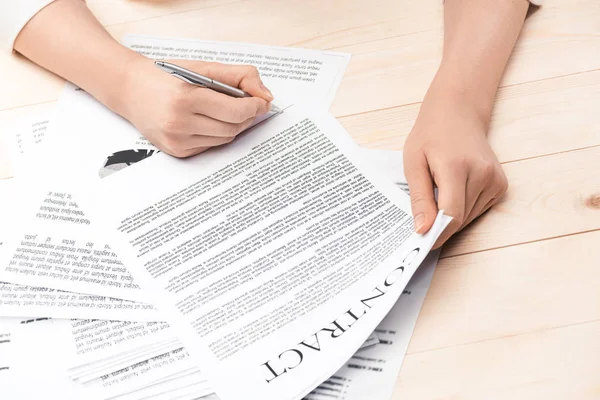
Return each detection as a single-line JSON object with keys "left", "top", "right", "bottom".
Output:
{"left": 209, "top": 81, "right": 248, "bottom": 98}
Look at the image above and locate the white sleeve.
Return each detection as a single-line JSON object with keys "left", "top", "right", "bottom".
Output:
{"left": 529, "top": 0, "right": 543, "bottom": 5}
{"left": 0, "top": 0, "right": 56, "bottom": 52}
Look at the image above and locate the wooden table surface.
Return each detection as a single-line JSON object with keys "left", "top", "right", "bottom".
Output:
{"left": 1, "top": 0, "right": 599, "bottom": 398}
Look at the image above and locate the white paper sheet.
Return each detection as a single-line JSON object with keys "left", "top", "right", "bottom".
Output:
{"left": 4, "top": 319, "right": 191, "bottom": 400}
{"left": 66, "top": 319, "right": 174, "bottom": 367}
{"left": 304, "top": 250, "right": 440, "bottom": 400}
{"left": 0, "top": 177, "right": 161, "bottom": 321}
{"left": 4, "top": 111, "right": 52, "bottom": 177}
{"left": 0, "top": 175, "right": 148, "bottom": 302}
{"left": 122, "top": 34, "right": 351, "bottom": 108}
{"left": 55, "top": 105, "right": 450, "bottom": 400}
{"left": 0, "top": 319, "right": 18, "bottom": 379}
{"left": 0, "top": 281, "right": 161, "bottom": 321}
{"left": 301, "top": 148, "right": 439, "bottom": 400}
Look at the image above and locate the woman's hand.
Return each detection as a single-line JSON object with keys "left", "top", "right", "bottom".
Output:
{"left": 118, "top": 57, "right": 274, "bottom": 158}
{"left": 13, "top": 1, "right": 274, "bottom": 158}
{"left": 403, "top": 78, "right": 508, "bottom": 249}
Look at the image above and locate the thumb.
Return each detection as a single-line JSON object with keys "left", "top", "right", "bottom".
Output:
{"left": 236, "top": 66, "right": 274, "bottom": 102}
{"left": 178, "top": 61, "right": 274, "bottom": 102}
{"left": 404, "top": 153, "right": 438, "bottom": 234}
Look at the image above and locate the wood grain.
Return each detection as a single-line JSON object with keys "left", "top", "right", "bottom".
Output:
{"left": 87, "top": 0, "right": 243, "bottom": 27}
{"left": 409, "top": 230, "right": 600, "bottom": 353}
{"left": 395, "top": 319, "right": 600, "bottom": 399}
{"left": 442, "top": 145, "right": 600, "bottom": 257}
{"left": 341, "top": 69, "right": 600, "bottom": 163}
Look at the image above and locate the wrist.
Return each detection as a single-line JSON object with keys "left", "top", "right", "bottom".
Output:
{"left": 99, "top": 47, "right": 148, "bottom": 118}
{"left": 429, "top": 62, "right": 496, "bottom": 127}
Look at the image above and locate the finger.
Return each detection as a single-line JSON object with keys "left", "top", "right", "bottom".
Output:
{"left": 403, "top": 152, "right": 438, "bottom": 234}
{"left": 187, "top": 115, "right": 256, "bottom": 145}
{"left": 463, "top": 170, "right": 487, "bottom": 224}
{"left": 170, "top": 146, "right": 211, "bottom": 159}
{"left": 186, "top": 88, "right": 270, "bottom": 123}
{"left": 159, "top": 115, "right": 255, "bottom": 157}
{"left": 168, "top": 113, "right": 255, "bottom": 139}
{"left": 460, "top": 171, "right": 508, "bottom": 230}
{"left": 161, "top": 135, "right": 230, "bottom": 158}
{"left": 460, "top": 191, "right": 495, "bottom": 231}
{"left": 457, "top": 167, "right": 491, "bottom": 232}
{"left": 432, "top": 169, "right": 468, "bottom": 249}
{"left": 179, "top": 61, "right": 274, "bottom": 102}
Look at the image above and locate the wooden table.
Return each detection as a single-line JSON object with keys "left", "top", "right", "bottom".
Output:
{"left": 1, "top": 0, "right": 599, "bottom": 398}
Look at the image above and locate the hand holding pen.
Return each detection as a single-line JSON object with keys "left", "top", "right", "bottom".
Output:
{"left": 118, "top": 58, "right": 277, "bottom": 158}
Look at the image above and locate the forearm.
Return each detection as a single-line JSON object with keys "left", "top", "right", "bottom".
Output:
{"left": 432, "top": 0, "right": 530, "bottom": 124}
{"left": 13, "top": 0, "right": 144, "bottom": 113}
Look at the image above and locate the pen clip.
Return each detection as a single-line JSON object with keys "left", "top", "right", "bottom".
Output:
{"left": 170, "top": 73, "right": 208, "bottom": 88}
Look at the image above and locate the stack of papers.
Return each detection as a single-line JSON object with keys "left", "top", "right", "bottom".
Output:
{"left": 0, "top": 35, "right": 448, "bottom": 400}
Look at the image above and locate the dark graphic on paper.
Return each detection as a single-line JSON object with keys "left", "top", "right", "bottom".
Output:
{"left": 99, "top": 149, "right": 159, "bottom": 178}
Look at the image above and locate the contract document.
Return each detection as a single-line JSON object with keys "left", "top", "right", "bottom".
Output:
{"left": 59, "top": 105, "right": 451, "bottom": 400}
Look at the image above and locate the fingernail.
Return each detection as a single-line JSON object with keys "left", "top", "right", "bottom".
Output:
{"left": 260, "top": 83, "right": 274, "bottom": 100}
{"left": 414, "top": 213, "right": 426, "bottom": 233}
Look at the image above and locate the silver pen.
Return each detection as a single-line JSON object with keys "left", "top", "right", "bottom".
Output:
{"left": 155, "top": 61, "right": 282, "bottom": 113}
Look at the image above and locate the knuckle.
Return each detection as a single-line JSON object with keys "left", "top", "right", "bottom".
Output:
{"left": 159, "top": 116, "right": 182, "bottom": 136}
{"left": 448, "top": 156, "right": 468, "bottom": 171}
{"left": 245, "top": 65, "right": 260, "bottom": 76}
{"left": 479, "top": 160, "right": 495, "bottom": 179}
{"left": 497, "top": 173, "right": 509, "bottom": 194}
{"left": 228, "top": 106, "right": 250, "bottom": 123}
{"left": 445, "top": 209, "right": 464, "bottom": 226}
{"left": 171, "top": 91, "right": 189, "bottom": 109}
{"left": 452, "top": 214, "right": 465, "bottom": 227}
{"left": 223, "top": 122, "right": 240, "bottom": 138}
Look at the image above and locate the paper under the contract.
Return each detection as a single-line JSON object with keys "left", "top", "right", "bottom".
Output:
{"left": 68, "top": 105, "right": 450, "bottom": 400}
{"left": 122, "top": 34, "right": 351, "bottom": 108}
{"left": 0, "top": 120, "right": 159, "bottom": 320}
{"left": 4, "top": 319, "right": 206, "bottom": 400}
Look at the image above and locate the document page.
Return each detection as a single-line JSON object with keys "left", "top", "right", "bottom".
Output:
{"left": 0, "top": 209, "right": 147, "bottom": 302}
{"left": 5, "top": 319, "right": 192, "bottom": 400}
{"left": 0, "top": 110, "right": 150, "bottom": 302}
{"left": 4, "top": 111, "right": 52, "bottom": 177}
{"left": 123, "top": 34, "right": 351, "bottom": 108}
{"left": 67, "top": 106, "right": 450, "bottom": 400}
{"left": 0, "top": 146, "right": 161, "bottom": 318}
{"left": 304, "top": 251, "right": 440, "bottom": 400}
{"left": 0, "top": 281, "right": 160, "bottom": 322}
{"left": 0, "top": 321, "right": 15, "bottom": 379}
